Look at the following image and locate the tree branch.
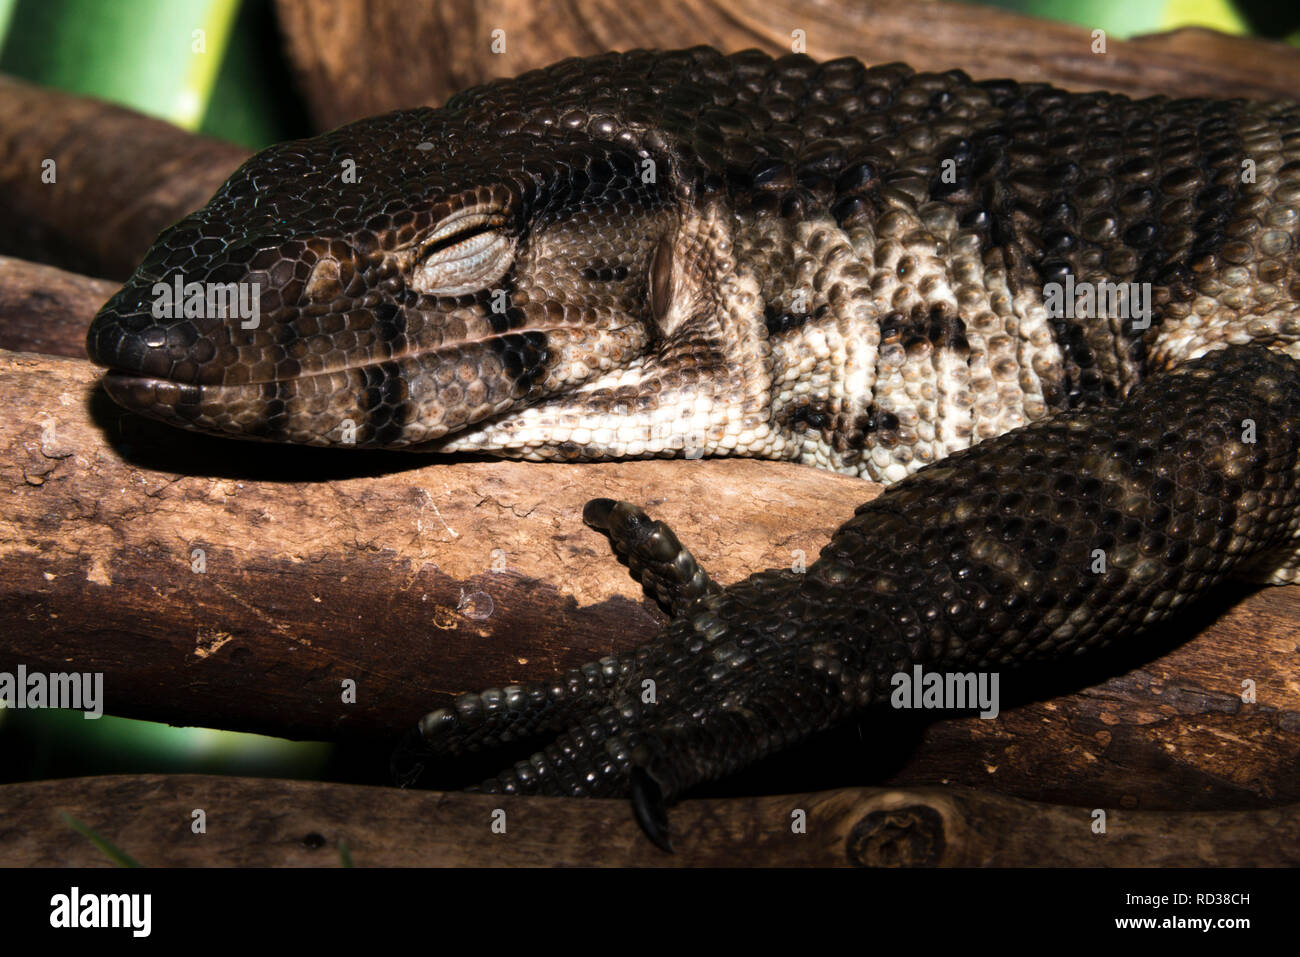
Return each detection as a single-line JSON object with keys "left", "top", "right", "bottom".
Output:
{"left": 4, "top": 775, "right": 1297, "bottom": 866}
{"left": 275, "top": 0, "right": 1300, "bottom": 128}
{"left": 0, "top": 75, "right": 249, "bottom": 280}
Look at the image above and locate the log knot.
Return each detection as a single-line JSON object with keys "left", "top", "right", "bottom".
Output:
{"left": 847, "top": 804, "right": 946, "bottom": 867}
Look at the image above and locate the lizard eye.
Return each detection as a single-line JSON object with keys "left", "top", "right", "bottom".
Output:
{"left": 412, "top": 210, "right": 515, "bottom": 297}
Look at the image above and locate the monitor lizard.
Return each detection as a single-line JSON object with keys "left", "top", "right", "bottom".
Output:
{"left": 86, "top": 46, "right": 1300, "bottom": 850}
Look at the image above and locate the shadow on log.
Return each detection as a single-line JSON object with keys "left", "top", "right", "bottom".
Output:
{"left": 0, "top": 257, "right": 119, "bottom": 358}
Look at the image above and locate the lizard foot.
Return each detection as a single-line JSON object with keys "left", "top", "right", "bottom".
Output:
{"left": 407, "top": 346, "right": 1300, "bottom": 851}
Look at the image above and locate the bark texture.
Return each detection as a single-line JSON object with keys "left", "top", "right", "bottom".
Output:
{"left": 2, "top": 775, "right": 1295, "bottom": 867}
{"left": 274, "top": 0, "right": 1300, "bottom": 128}
{"left": 0, "top": 76, "right": 249, "bottom": 280}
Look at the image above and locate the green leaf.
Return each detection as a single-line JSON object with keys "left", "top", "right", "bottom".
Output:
{"left": 0, "top": 0, "right": 240, "bottom": 130}
{"left": 61, "top": 811, "right": 142, "bottom": 868}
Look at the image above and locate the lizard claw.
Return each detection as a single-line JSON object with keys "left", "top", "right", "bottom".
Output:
{"left": 581, "top": 497, "right": 617, "bottom": 529}
{"left": 630, "top": 766, "right": 674, "bottom": 853}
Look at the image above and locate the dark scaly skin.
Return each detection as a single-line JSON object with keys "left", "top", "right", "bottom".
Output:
{"left": 85, "top": 48, "right": 1300, "bottom": 849}
{"left": 416, "top": 347, "right": 1300, "bottom": 852}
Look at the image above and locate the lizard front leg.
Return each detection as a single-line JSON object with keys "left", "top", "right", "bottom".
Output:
{"left": 414, "top": 344, "right": 1300, "bottom": 850}
{"left": 403, "top": 498, "right": 722, "bottom": 793}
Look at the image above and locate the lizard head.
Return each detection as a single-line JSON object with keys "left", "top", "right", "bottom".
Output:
{"left": 85, "top": 101, "right": 706, "bottom": 454}
{"left": 86, "top": 50, "right": 787, "bottom": 460}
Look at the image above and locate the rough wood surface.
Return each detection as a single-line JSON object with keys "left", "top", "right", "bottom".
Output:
{"left": 0, "top": 256, "right": 118, "bottom": 358}
{"left": 0, "top": 346, "right": 876, "bottom": 742}
{"left": 2, "top": 774, "right": 1295, "bottom": 867}
{"left": 274, "top": 0, "right": 1300, "bottom": 129}
{"left": 0, "top": 75, "right": 250, "bottom": 280}
{"left": 0, "top": 288, "right": 1297, "bottom": 809}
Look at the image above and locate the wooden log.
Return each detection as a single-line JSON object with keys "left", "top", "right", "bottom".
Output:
{"left": 0, "top": 75, "right": 250, "bottom": 280}
{"left": 0, "top": 346, "right": 879, "bottom": 742}
{"left": 1, "top": 774, "right": 1296, "bottom": 866}
{"left": 0, "top": 266, "right": 1297, "bottom": 809}
{"left": 274, "top": 0, "right": 1300, "bottom": 129}
{"left": 0, "top": 256, "right": 118, "bottom": 358}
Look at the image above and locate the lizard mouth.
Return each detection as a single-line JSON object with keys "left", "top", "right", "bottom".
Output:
{"left": 100, "top": 369, "right": 204, "bottom": 411}
{"left": 93, "top": 327, "right": 552, "bottom": 447}
{"left": 97, "top": 368, "right": 291, "bottom": 443}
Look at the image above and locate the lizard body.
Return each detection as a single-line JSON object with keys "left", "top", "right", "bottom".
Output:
{"left": 86, "top": 47, "right": 1300, "bottom": 849}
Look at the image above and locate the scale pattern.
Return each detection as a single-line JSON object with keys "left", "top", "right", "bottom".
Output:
{"left": 85, "top": 48, "right": 1300, "bottom": 847}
